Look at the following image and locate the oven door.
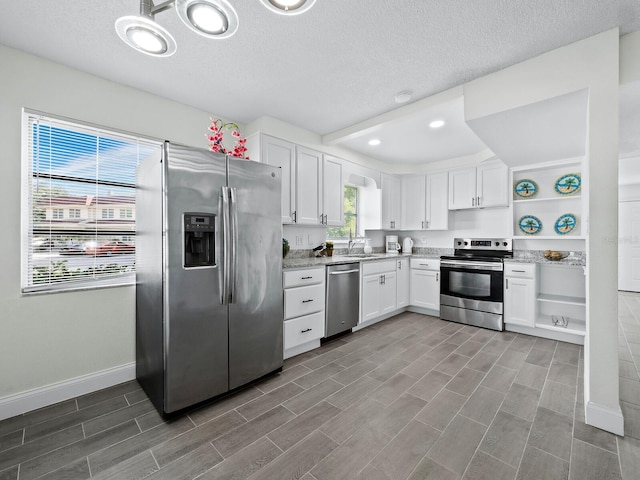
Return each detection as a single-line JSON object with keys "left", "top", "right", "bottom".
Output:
{"left": 440, "top": 259, "right": 503, "bottom": 308}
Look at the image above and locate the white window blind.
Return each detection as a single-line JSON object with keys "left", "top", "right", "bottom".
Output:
{"left": 22, "top": 111, "right": 161, "bottom": 293}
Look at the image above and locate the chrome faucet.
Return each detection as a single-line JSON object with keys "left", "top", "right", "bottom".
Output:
{"left": 347, "top": 229, "right": 361, "bottom": 254}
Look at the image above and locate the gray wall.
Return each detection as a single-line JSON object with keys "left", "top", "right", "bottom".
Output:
{"left": 0, "top": 44, "right": 216, "bottom": 399}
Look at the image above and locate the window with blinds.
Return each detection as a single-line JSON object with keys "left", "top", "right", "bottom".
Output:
{"left": 22, "top": 110, "right": 161, "bottom": 293}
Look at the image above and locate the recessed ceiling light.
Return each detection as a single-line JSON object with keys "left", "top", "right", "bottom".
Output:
{"left": 394, "top": 91, "right": 412, "bottom": 104}
{"left": 368, "top": 139, "right": 381, "bottom": 146}
{"left": 429, "top": 120, "right": 445, "bottom": 129}
{"left": 260, "top": 0, "right": 317, "bottom": 15}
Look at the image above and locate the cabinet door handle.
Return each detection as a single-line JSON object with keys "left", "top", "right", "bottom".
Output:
{"left": 421, "top": 221, "right": 424, "bottom": 229}
{"left": 425, "top": 220, "right": 429, "bottom": 228}
{"left": 477, "top": 196, "right": 481, "bottom": 206}
{"left": 420, "top": 263, "right": 430, "bottom": 267}
{"left": 436, "top": 273, "right": 439, "bottom": 281}
{"left": 390, "top": 221, "right": 395, "bottom": 229}
{"left": 398, "top": 261, "right": 401, "bottom": 269}
{"left": 505, "top": 279, "right": 509, "bottom": 289}
{"left": 380, "top": 274, "right": 385, "bottom": 285}
{"left": 301, "top": 328, "right": 312, "bottom": 333}
{"left": 302, "top": 299, "right": 314, "bottom": 303}
{"left": 301, "top": 276, "right": 313, "bottom": 279}
{"left": 293, "top": 210, "right": 297, "bottom": 222}
{"left": 472, "top": 197, "right": 475, "bottom": 207}
{"left": 512, "top": 270, "right": 526, "bottom": 273}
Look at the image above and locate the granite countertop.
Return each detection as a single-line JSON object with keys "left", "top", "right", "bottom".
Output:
{"left": 283, "top": 252, "right": 441, "bottom": 269}
{"left": 505, "top": 257, "right": 586, "bottom": 267}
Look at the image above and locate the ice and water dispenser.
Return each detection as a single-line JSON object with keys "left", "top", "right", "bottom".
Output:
{"left": 183, "top": 213, "right": 215, "bottom": 268}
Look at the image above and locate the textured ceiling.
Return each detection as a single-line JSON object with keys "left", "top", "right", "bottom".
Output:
{"left": 0, "top": 0, "right": 639, "bottom": 163}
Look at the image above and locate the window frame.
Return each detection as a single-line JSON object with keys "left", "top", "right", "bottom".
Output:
{"left": 21, "top": 109, "right": 162, "bottom": 294}
{"left": 326, "top": 184, "right": 359, "bottom": 241}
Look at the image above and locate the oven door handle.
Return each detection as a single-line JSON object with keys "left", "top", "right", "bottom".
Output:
{"left": 440, "top": 260, "right": 503, "bottom": 271}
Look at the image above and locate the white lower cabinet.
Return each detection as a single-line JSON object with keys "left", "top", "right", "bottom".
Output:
{"left": 409, "top": 258, "right": 440, "bottom": 311}
{"left": 283, "top": 267, "right": 325, "bottom": 358}
{"left": 360, "top": 260, "right": 397, "bottom": 323}
{"left": 504, "top": 262, "right": 585, "bottom": 345}
{"left": 504, "top": 263, "right": 537, "bottom": 328}
{"left": 396, "top": 257, "right": 410, "bottom": 308}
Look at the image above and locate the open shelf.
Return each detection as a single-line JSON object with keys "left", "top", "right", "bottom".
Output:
{"left": 537, "top": 293, "right": 586, "bottom": 306}
{"left": 513, "top": 195, "right": 581, "bottom": 204}
{"left": 535, "top": 314, "right": 585, "bottom": 336}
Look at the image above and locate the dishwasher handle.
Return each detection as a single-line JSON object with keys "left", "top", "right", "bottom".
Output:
{"left": 328, "top": 269, "right": 360, "bottom": 275}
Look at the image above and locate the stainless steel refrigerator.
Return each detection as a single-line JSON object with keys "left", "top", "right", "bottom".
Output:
{"left": 136, "top": 141, "right": 283, "bottom": 414}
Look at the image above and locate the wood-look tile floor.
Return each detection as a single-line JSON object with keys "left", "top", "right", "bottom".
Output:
{"left": 2, "top": 292, "right": 640, "bottom": 480}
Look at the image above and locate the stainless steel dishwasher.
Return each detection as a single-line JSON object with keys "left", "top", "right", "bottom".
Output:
{"left": 325, "top": 262, "right": 360, "bottom": 337}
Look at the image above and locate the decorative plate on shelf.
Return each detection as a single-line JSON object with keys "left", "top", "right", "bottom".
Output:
{"left": 518, "top": 215, "right": 543, "bottom": 235}
{"left": 554, "top": 173, "right": 581, "bottom": 196}
{"left": 554, "top": 213, "right": 577, "bottom": 235}
{"left": 514, "top": 179, "right": 538, "bottom": 199}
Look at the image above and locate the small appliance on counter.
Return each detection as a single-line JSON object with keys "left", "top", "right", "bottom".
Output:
{"left": 386, "top": 235, "right": 400, "bottom": 254}
{"left": 403, "top": 237, "right": 414, "bottom": 253}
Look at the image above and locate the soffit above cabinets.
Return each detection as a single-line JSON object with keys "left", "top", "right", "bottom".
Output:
{"left": 464, "top": 89, "right": 589, "bottom": 168}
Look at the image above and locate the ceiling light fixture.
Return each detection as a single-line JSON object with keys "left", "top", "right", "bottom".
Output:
{"left": 429, "top": 119, "right": 445, "bottom": 129}
{"left": 259, "top": 0, "right": 317, "bottom": 15}
{"left": 368, "top": 139, "right": 381, "bottom": 146}
{"left": 116, "top": 0, "right": 239, "bottom": 57}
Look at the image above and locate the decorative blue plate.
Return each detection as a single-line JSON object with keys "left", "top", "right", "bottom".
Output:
{"left": 554, "top": 173, "right": 581, "bottom": 196}
{"left": 518, "top": 215, "right": 543, "bottom": 235}
{"left": 554, "top": 213, "right": 577, "bottom": 235}
{"left": 514, "top": 179, "right": 538, "bottom": 199}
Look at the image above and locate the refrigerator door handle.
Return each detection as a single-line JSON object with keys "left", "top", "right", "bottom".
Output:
{"left": 229, "top": 186, "right": 238, "bottom": 304}
{"left": 220, "top": 186, "right": 230, "bottom": 305}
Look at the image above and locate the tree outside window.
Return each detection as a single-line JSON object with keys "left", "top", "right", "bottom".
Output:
{"left": 327, "top": 185, "right": 357, "bottom": 239}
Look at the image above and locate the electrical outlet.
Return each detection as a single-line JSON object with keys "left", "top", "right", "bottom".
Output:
{"left": 295, "top": 236, "right": 303, "bottom": 245}
{"left": 421, "top": 236, "right": 427, "bottom": 244}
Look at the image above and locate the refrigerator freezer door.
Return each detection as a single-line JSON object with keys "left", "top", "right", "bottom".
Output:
{"left": 164, "top": 143, "right": 229, "bottom": 413}
{"left": 227, "top": 158, "right": 284, "bottom": 389}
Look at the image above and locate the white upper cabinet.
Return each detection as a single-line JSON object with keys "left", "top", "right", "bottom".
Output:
{"left": 401, "top": 172, "right": 449, "bottom": 230}
{"left": 381, "top": 173, "right": 401, "bottom": 230}
{"left": 258, "top": 135, "right": 296, "bottom": 223}
{"left": 448, "top": 167, "right": 477, "bottom": 210}
{"left": 322, "top": 155, "right": 343, "bottom": 226}
{"left": 401, "top": 175, "right": 425, "bottom": 230}
{"left": 448, "top": 161, "right": 508, "bottom": 210}
{"left": 295, "top": 146, "right": 323, "bottom": 225}
{"left": 477, "top": 162, "right": 509, "bottom": 208}
{"left": 249, "top": 134, "right": 343, "bottom": 226}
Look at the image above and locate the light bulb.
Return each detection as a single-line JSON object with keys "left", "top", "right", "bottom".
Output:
{"left": 127, "top": 27, "right": 167, "bottom": 54}
{"left": 188, "top": 3, "right": 228, "bottom": 34}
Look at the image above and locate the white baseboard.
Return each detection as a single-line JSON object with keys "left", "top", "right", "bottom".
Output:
{"left": 0, "top": 362, "right": 136, "bottom": 421}
{"left": 585, "top": 400, "right": 625, "bottom": 436}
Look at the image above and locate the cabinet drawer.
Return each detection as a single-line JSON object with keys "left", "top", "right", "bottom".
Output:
{"left": 362, "top": 259, "right": 397, "bottom": 276}
{"left": 504, "top": 263, "right": 536, "bottom": 278}
{"left": 284, "top": 311, "right": 324, "bottom": 349}
{"left": 284, "top": 284, "right": 325, "bottom": 319}
{"left": 283, "top": 267, "right": 325, "bottom": 288}
{"left": 410, "top": 258, "right": 440, "bottom": 270}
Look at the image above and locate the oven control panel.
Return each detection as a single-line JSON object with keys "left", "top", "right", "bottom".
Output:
{"left": 454, "top": 238, "right": 512, "bottom": 252}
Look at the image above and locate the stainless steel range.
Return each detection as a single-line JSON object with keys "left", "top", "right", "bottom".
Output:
{"left": 440, "top": 238, "right": 513, "bottom": 331}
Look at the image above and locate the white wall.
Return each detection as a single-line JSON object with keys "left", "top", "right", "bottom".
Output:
{"left": 465, "top": 29, "right": 622, "bottom": 434}
{"left": 0, "top": 44, "right": 229, "bottom": 404}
